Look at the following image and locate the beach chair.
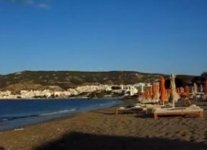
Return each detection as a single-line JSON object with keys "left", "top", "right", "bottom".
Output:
{"left": 115, "top": 105, "right": 142, "bottom": 115}
{"left": 152, "top": 105, "right": 204, "bottom": 119}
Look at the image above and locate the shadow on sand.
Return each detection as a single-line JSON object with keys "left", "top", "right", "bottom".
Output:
{"left": 34, "top": 132, "right": 207, "bottom": 150}
{"left": 0, "top": 146, "right": 5, "bottom": 150}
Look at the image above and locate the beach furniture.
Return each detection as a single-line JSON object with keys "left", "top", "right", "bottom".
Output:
{"left": 152, "top": 75, "right": 204, "bottom": 119}
{"left": 204, "top": 80, "right": 207, "bottom": 100}
{"left": 184, "top": 86, "right": 190, "bottom": 98}
{"left": 152, "top": 82, "right": 160, "bottom": 100}
{"left": 139, "top": 99, "right": 159, "bottom": 104}
{"left": 160, "top": 76, "right": 168, "bottom": 105}
{"left": 152, "top": 105, "right": 204, "bottom": 120}
{"left": 116, "top": 103, "right": 162, "bottom": 115}
{"left": 141, "top": 104, "right": 161, "bottom": 115}
{"left": 170, "top": 74, "right": 180, "bottom": 108}
{"left": 115, "top": 105, "right": 142, "bottom": 115}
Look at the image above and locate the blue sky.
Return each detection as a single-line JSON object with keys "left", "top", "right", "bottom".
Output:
{"left": 0, "top": 0, "right": 206, "bottom": 75}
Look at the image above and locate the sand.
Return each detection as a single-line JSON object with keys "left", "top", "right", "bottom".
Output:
{"left": 0, "top": 100, "right": 207, "bottom": 150}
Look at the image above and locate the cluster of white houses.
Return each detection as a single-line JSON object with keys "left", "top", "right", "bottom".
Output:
{"left": 0, "top": 83, "right": 151, "bottom": 99}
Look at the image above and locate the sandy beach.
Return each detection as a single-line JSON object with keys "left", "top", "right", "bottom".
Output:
{"left": 0, "top": 100, "right": 207, "bottom": 150}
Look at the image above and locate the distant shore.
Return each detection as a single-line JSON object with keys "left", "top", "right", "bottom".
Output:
{"left": 0, "top": 96, "right": 126, "bottom": 100}
{"left": 0, "top": 100, "right": 207, "bottom": 150}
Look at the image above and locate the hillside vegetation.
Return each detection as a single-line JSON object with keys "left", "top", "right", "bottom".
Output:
{"left": 0, "top": 71, "right": 197, "bottom": 92}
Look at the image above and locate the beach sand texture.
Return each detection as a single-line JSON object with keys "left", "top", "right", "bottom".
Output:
{"left": 0, "top": 101, "right": 207, "bottom": 150}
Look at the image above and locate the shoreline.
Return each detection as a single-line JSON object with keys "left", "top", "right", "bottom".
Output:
{"left": 0, "top": 101, "right": 207, "bottom": 150}
{"left": 0, "top": 96, "right": 125, "bottom": 100}
{"left": 0, "top": 99, "right": 123, "bottom": 132}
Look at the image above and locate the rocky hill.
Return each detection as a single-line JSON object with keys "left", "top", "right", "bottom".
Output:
{"left": 0, "top": 71, "right": 197, "bottom": 92}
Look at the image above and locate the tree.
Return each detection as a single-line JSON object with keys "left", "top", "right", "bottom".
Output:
{"left": 201, "top": 72, "right": 207, "bottom": 79}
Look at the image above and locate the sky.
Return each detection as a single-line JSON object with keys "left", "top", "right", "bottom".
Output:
{"left": 0, "top": 0, "right": 206, "bottom": 75}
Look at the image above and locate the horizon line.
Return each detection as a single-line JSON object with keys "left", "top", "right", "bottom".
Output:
{"left": 0, "top": 69, "right": 200, "bottom": 76}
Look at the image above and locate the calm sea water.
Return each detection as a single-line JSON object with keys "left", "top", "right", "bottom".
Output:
{"left": 0, "top": 99, "right": 121, "bottom": 131}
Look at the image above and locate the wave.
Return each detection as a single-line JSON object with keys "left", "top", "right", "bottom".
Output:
{"left": 0, "top": 108, "right": 77, "bottom": 122}
{"left": 0, "top": 114, "right": 39, "bottom": 122}
{"left": 39, "top": 108, "right": 77, "bottom": 116}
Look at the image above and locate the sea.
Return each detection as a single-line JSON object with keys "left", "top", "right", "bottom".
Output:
{"left": 0, "top": 99, "right": 121, "bottom": 131}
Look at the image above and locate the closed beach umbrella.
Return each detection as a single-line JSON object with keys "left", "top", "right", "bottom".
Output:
{"left": 156, "top": 83, "right": 160, "bottom": 100}
{"left": 160, "top": 76, "right": 167, "bottom": 104}
{"left": 193, "top": 83, "right": 198, "bottom": 96}
{"left": 184, "top": 86, "right": 190, "bottom": 97}
{"left": 204, "top": 80, "right": 207, "bottom": 99}
{"left": 170, "top": 74, "right": 179, "bottom": 108}
{"left": 200, "top": 84, "right": 203, "bottom": 92}
{"left": 143, "top": 89, "right": 149, "bottom": 100}
{"left": 180, "top": 87, "right": 184, "bottom": 94}
{"left": 176, "top": 88, "right": 181, "bottom": 95}
{"left": 152, "top": 83, "right": 156, "bottom": 99}
{"left": 152, "top": 82, "right": 159, "bottom": 100}
{"left": 149, "top": 85, "right": 153, "bottom": 99}
{"left": 146, "top": 88, "right": 151, "bottom": 100}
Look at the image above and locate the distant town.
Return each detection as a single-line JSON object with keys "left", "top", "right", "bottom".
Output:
{"left": 0, "top": 70, "right": 205, "bottom": 99}
{"left": 0, "top": 83, "right": 148, "bottom": 99}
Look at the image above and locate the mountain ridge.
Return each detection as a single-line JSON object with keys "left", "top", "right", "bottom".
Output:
{"left": 0, "top": 70, "right": 197, "bottom": 92}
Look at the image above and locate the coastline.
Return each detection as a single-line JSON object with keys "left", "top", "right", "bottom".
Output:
{"left": 0, "top": 99, "right": 122, "bottom": 131}
{"left": 0, "top": 101, "right": 207, "bottom": 150}
{"left": 0, "top": 96, "right": 125, "bottom": 100}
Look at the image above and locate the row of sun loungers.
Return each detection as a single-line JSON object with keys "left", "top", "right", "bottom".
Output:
{"left": 115, "top": 104, "right": 160, "bottom": 115}
{"left": 115, "top": 103, "right": 204, "bottom": 120}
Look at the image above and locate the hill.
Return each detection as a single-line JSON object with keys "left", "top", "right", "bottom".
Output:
{"left": 0, "top": 71, "right": 197, "bottom": 92}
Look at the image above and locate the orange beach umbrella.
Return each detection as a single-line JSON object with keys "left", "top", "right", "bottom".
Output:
{"left": 149, "top": 85, "right": 153, "bottom": 99}
{"left": 152, "top": 82, "right": 159, "bottom": 100}
{"left": 160, "top": 76, "right": 168, "bottom": 102}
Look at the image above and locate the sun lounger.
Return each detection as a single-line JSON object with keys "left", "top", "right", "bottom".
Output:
{"left": 139, "top": 99, "right": 159, "bottom": 104}
{"left": 115, "top": 105, "right": 142, "bottom": 115}
{"left": 140, "top": 104, "right": 161, "bottom": 114}
{"left": 152, "top": 105, "right": 204, "bottom": 119}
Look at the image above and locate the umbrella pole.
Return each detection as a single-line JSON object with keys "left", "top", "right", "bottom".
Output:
{"left": 170, "top": 74, "right": 177, "bottom": 108}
